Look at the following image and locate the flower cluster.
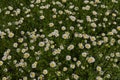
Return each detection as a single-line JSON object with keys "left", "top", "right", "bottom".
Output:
{"left": 0, "top": 0, "right": 120, "bottom": 80}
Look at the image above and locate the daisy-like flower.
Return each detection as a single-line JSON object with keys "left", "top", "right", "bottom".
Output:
{"left": 78, "top": 43, "right": 84, "bottom": 49}
{"left": 43, "top": 69, "right": 48, "bottom": 75}
{"left": 39, "top": 42, "right": 45, "bottom": 47}
{"left": 115, "top": 52, "right": 120, "bottom": 57}
{"left": 76, "top": 61, "right": 81, "bottom": 67}
{"left": 70, "top": 64, "right": 75, "bottom": 69}
{"left": 62, "top": 0, "right": 67, "bottom": 3}
{"left": 8, "top": 32, "right": 14, "bottom": 38}
{"left": 67, "top": 44, "right": 74, "bottom": 50}
{"left": 82, "top": 52, "right": 88, "bottom": 57}
{"left": 18, "top": 38, "right": 24, "bottom": 43}
{"left": 91, "top": 22, "right": 97, "bottom": 28}
{"left": 66, "top": 55, "right": 71, "bottom": 61}
{"left": 30, "top": 72, "right": 35, "bottom": 78}
{"left": 117, "top": 26, "right": 120, "bottom": 31}
{"left": 50, "top": 61, "right": 56, "bottom": 68}
{"left": 69, "top": 16, "right": 76, "bottom": 22}
{"left": 63, "top": 67, "right": 68, "bottom": 71}
{"left": 96, "top": 66, "right": 102, "bottom": 71}
{"left": 49, "top": 23, "right": 54, "bottom": 27}
{"left": 62, "top": 32, "right": 70, "bottom": 39}
{"left": 96, "top": 76, "right": 103, "bottom": 80}
{"left": 32, "top": 61, "right": 38, "bottom": 68}
{"left": 95, "top": 0, "right": 100, "bottom": 3}
{"left": 40, "top": 15, "right": 45, "bottom": 20}
{"left": 13, "top": 43, "right": 18, "bottom": 48}
{"left": 85, "top": 43, "right": 91, "bottom": 49}
{"left": 23, "top": 77, "right": 27, "bottom": 80}
{"left": 0, "top": 61, "right": 3, "bottom": 66}
{"left": 2, "top": 77, "right": 7, "bottom": 80}
{"left": 23, "top": 53, "right": 30, "bottom": 59}
{"left": 72, "top": 74, "right": 79, "bottom": 80}
{"left": 87, "top": 56, "right": 95, "bottom": 63}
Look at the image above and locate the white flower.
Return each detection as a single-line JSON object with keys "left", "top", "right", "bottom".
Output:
{"left": 63, "top": 67, "right": 68, "bottom": 71}
{"left": 78, "top": 43, "right": 84, "bottom": 49}
{"left": 70, "top": 64, "right": 75, "bottom": 69}
{"left": 0, "top": 61, "right": 3, "bottom": 66}
{"left": 112, "top": 0, "right": 117, "bottom": 3}
{"left": 73, "top": 57, "right": 77, "bottom": 61}
{"left": 87, "top": 57, "right": 95, "bottom": 63}
{"left": 52, "top": 15, "right": 56, "bottom": 18}
{"left": 91, "top": 23, "right": 97, "bottom": 28}
{"left": 103, "top": 18, "right": 108, "bottom": 22}
{"left": 8, "top": 32, "right": 14, "bottom": 38}
{"left": 40, "top": 15, "right": 45, "bottom": 20}
{"left": 13, "top": 43, "right": 18, "bottom": 48}
{"left": 5, "top": 11, "right": 10, "bottom": 14}
{"left": 83, "top": 34, "right": 89, "bottom": 39}
{"left": 39, "top": 42, "right": 45, "bottom": 47}
{"left": 105, "top": 11, "right": 110, "bottom": 16}
{"left": 23, "top": 77, "right": 27, "bottom": 80}
{"left": 117, "top": 26, "right": 120, "bottom": 31}
{"left": 18, "top": 38, "right": 24, "bottom": 43}
{"left": 81, "top": 66, "right": 85, "bottom": 70}
{"left": 43, "top": 69, "right": 48, "bottom": 75}
{"left": 70, "top": 26, "right": 74, "bottom": 31}
{"left": 2, "top": 77, "right": 7, "bottom": 80}
{"left": 69, "top": 16, "right": 76, "bottom": 21}
{"left": 72, "top": 74, "right": 79, "bottom": 80}
{"left": 52, "top": 48, "right": 61, "bottom": 55}
{"left": 115, "top": 52, "right": 120, "bottom": 57}
{"left": 49, "top": 23, "right": 54, "bottom": 27}
{"left": 62, "top": 0, "right": 67, "bottom": 3}
{"left": 23, "top": 53, "right": 30, "bottom": 59}
{"left": 61, "top": 26, "right": 66, "bottom": 31}
{"left": 76, "top": 61, "right": 81, "bottom": 67}
{"left": 7, "top": 55, "right": 12, "bottom": 60}
{"left": 96, "top": 76, "right": 103, "bottom": 80}
{"left": 60, "top": 45, "right": 64, "bottom": 50}
{"left": 56, "top": 71, "right": 61, "bottom": 76}
{"left": 92, "top": 11, "right": 97, "bottom": 15}
{"left": 30, "top": 46, "right": 35, "bottom": 50}
{"left": 85, "top": 5, "right": 90, "bottom": 10}
{"left": 50, "top": 61, "right": 56, "bottom": 68}
{"left": 65, "top": 78, "right": 70, "bottom": 80}
{"left": 96, "top": 66, "right": 102, "bottom": 71}
{"left": 112, "top": 13, "right": 116, "bottom": 17}
{"left": 30, "top": 72, "right": 35, "bottom": 78}
{"left": 106, "top": 74, "right": 111, "bottom": 78}
{"left": 67, "top": 44, "right": 74, "bottom": 50}
{"left": 62, "top": 33, "right": 69, "bottom": 39}
{"left": 82, "top": 52, "right": 88, "bottom": 57}
{"left": 95, "top": 0, "right": 100, "bottom": 3}
{"left": 8, "top": 6, "right": 13, "bottom": 10}
{"left": 66, "top": 55, "right": 71, "bottom": 61}
{"left": 32, "top": 61, "right": 38, "bottom": 68}
{"left": 86, "top": 16, "right": 92, "bottom": 22}
{"left": 84, "top": 0, "right": 89, "bottom": 4}
{"left": 90, "top": 36, "right": 96, "bottom": 41}
{"left": 85, "top": 44, "right": 91, "bottom": 49}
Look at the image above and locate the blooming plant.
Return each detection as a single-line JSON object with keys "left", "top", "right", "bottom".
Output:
{"left": 0, "top": 0, "right": 120, "bottom": 80}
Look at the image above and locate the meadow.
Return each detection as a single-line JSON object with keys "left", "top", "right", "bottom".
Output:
{"left": 0, "top": 0, "right": 120, "bottom": 80}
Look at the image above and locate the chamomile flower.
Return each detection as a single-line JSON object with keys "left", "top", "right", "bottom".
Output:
{"left": 87, "top": 57, "right": 95, "bottom": 63}
{"left": 8, "top": 32, "right": 14, "bottom": 38}
{"left": 50, "top": 61, "right": 56, "bottom": 68}
{"left": 0, "top": 61, "right": 3, "bottom": 66}
{"left": 30, "top": 72, "right": 35, "bottom": 78}
{"left": 39, "top": 42, "right": 45, "bottom": 47}
{"left": 43, "top": 69, "right": 48, "bottom": 75}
